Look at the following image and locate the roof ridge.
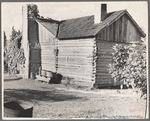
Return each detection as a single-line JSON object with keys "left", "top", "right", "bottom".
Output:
{"left": 60, "top": 15, "right": 94, "bottom": 22}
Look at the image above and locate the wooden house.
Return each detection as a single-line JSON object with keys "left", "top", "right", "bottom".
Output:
{"left": 22, "top": 4, "right": 145, "bottom": 88}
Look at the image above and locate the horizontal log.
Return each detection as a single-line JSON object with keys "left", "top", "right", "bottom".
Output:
{"left": 58, "top": 67, "right": 93, "bottom": 74}
{"left": 41, "top": 63, "right": 56, "bottom": 67}
{"left": 58, "top": 54, "right": 94, "bottom": 58}
{"left": 30, "top": 61, "right": 41, "bottom": 63}
{"left": 58, "top": 38, "right": 95, "bottom": 44}
{"left": 59, "top": 48, "right": 93, "bottom": 55}
{"left": 96, "top": 62, "right": 112, "bottom": 66}
{"left": 58, "top": 43, "right": 95, "bottom": 47}
{"left": 58, "top": 63, "right": 93, "bottom": 69}
{"left": 96, "top": 75, "right": 111, "bottom": 79}
{"left": 97, "top": 51, "right": 113, "bottom": 55}
{"left": 95, "top": 78, "right": 112, "bottom": 83}
{"left": 96, "top": 58, "right": 112, "bottom": 62}
{"left": 58, "top": 46, "right": 93, "bottom": 50}
{"left": 96, "top": 67, "right": 110, "bottom": 71}
{"left": 95, "top": 73, "right": 111, "bottom": 76}
{"left": 97, "top": 48, "right": 113, "bottom": 52}
{"left": 41, "top": 50, "right": 54, "bottom": 53}
{"left": 41, "top": 62, "right": 56, "bottom": 65}
{"left": 42, "top": 67, "right": 56, "bottom": 72}
{"left": 58, "top": 55, "right": 94, "bottom": 59}
{"left": 58, "top": 66, "right": 93, "bottom": 75}
{"left": 57, "top": 71, "right": 94, "bottom": 80}
{"left": 41, "top": 56, "right": 56, "bottom": 61}
{"left": 58, "top": 57, "right": 93, "bottom": 65}
{"left": 96, "top": 65, "right": 111, "bottom": 69}
{"left": 58, "top": 62, "right": 93, "bottom": 68}
{"left": 96, "top": 42, "right": 114, "bottom": 47}
{"left": 96, "top": 55, "right": 112, "bottom": 59}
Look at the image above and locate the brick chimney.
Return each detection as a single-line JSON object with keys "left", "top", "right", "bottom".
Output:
{"left": 101, "top": 4, "right": 107, "bottom": 21}
{"left": 94, "top": 4, "right": 107, "bottom": 24}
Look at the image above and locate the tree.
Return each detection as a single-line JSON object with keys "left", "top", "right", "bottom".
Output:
{"left": 5, "top": 27, "right": 25, "bottom": 74}
{"left": 27, "top": 4, "right": 40, "bottom": 19}
{"left": 4, "top": 31, "right": 7, "bottom": 47}
{"left": 10, "top": 26, "right": 21, "bottom": 40}
{"left": 4, "top": 31, "right": 8, "bottom": 72}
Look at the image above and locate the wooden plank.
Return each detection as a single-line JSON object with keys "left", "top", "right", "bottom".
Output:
{"left": 121, "top": 16, "right": 125, "bottom": 42}
{"left": 109, "top": 25, "right": 112, "bottom": 41}
{"left": 123, "top": 15, "right": 127, "bottom": 42}
{"left": 119, "top": 17, "right": 122, "bottom": 42}
{"left": 116, "top": 20, "right": 119, "bottom": 42}
{"left": 111, "top": 24, "right": 114, "bottom": 40}
{"left": 107, "top": 27, "right": 110, "bottom": 41}
{"left": 104, "top": 28, "right": 107, "bottom": 40}
{"left": 125, "top": 17, "right": 128, "bottom": 41}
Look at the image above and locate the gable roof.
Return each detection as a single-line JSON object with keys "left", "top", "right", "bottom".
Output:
{"left": 36, "top": 18, "right": 59, "bottom": 36}
{"left": 36, "top": 10, "right": 146, "bottom": 40}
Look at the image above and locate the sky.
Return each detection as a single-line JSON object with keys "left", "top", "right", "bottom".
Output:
{"left": 2, "top": 2, "right": 148, "bottom": 40}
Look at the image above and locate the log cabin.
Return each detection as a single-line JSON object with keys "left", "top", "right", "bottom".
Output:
{"left": 22, "top": 4, "right": 146, "bottom": 88}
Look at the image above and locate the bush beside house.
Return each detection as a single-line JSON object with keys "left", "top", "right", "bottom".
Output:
{"left": 109, "top": 39, "right": 147, "bottom": 97}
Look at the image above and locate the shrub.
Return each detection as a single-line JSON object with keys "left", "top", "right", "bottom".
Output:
{"left": 109, "top": 40, "right": 147, "bottom": 97}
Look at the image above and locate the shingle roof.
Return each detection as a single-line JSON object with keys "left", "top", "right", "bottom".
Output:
{"left": 36, "top": 18, "right": 59, "bottom": 36}
{"left": 36, "top": 10, "right": 146, "bottom": 39}
{"left": 57, "top": 15, "right": 95, "bottom": 39}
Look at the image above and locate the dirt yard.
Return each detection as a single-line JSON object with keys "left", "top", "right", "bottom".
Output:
{"left": 3, "top": 75, "right": 146, "bottom": 119}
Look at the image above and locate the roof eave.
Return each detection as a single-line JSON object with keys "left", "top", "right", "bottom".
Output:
{"left": 58, "top": 35, "right": 95, "bottom": 40}
{"left": 125, "top": 11, "right": 146, "bottom": 38}
{"left": 95, "top": 10, "right": 146, "bottom": 38}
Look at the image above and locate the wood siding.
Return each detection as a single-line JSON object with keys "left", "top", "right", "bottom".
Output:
{"left": 38, "top": 23, "right": 58, "bottom": 72}
{"left": 96, "top": 14, "right": 141, "bottom": 43}
{"left": 57, "top": 38, "right": 96, "bottom": 82}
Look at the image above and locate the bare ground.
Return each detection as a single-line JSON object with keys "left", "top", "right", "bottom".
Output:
{"left": 3, "top": 75, "right": 146, "bottom": 119}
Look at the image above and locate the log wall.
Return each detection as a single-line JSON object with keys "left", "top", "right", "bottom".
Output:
{"left": 38, "top": 23, "right": 58, "bottom": 72}
{"left": 57, "top": 38, "right": 96, "bottom": 82}
{"left": 95, "top": 40, "right": 131, "bottom": 87}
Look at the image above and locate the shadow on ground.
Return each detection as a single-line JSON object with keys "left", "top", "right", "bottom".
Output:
{"left": 4, "top": 77, "right": 23, "bottom": 82}
{"left": 4, "top": 89, "right": 87, "bottom": 102}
